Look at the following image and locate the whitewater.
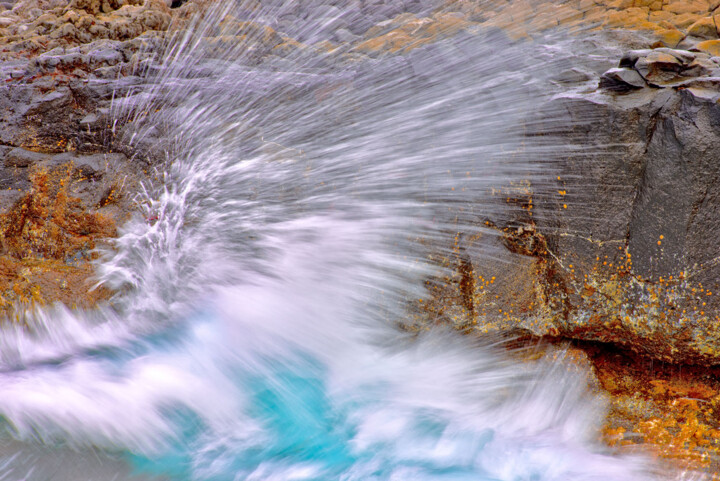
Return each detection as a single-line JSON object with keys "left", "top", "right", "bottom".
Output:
{"left": 0, "top": 1, "right": 687, "bottom": 479}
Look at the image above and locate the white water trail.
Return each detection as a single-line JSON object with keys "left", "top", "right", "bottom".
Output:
{"left": 0, "top": 1, "right": 695, "bottom": 480}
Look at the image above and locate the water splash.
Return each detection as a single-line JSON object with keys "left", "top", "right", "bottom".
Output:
{"left": 0, "top": 1, "right": 683, "bottom": 480}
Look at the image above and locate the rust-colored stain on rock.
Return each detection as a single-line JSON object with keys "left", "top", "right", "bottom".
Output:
{"left": 0, "top": 165, "right": 116, "bottom": 314}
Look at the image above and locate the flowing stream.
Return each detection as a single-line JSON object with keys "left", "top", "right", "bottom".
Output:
{"left": 0, "top": 1, "right": 679, "bottom": 479}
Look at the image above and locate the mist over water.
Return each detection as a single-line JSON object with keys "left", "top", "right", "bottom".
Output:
{"left": 0, "top": 1, "right": 682, "bottom": 480}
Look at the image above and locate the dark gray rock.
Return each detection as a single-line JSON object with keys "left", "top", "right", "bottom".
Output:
{"left": 599, "top": 67, "right": 647, "bottom": 91}
{"left": 5, "top": 147, "right": 52, "bottom": 168}
{"left": 311, "top": 4, "right": 342, "bottom": 19}
{"left": 344, "top": 8, "right": 374, "bottom": 35}
{"left": 79, "top": 112, "right": 101, "bottom": 128}
{"left": 73, "top": 155, "right": 103, "bottom": 178}
{"left": 474, "top": 76, "right": 720, "bottom": 364}
{"left": 88, "top": 47, "right": 124, "bottom": 67}
{"left": 552, "top": 67, "right": 594, "bottom": 85}
{"left": 618, "top": 49, "right": 653, "bottom": 68}
{"left": 685, "top": 57, "right": 717, "bottom": 77}
{"left": 92, "top": 64, "right": 123, "bottom": 79}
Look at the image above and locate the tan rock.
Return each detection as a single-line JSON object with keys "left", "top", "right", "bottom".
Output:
{"left": 528, "top": 10, "right": 560, "bottom": 32}
{"left": 72, "top": 0, "right": 102, "bottom": 15}
{"left": 696, "top": 38, "right": 720, "bottom": 55}
{"left": 667, "top": 12, "right": 703, "bottom": 29}
{"left": 648, "top": 50, "right": 682, "bottom": 63}
{"left": 49, "top": 22, "right": 80, "bottom": 40}
{"left": 657, "top": 19, "right": 679, "bottom": 30}
{"left": 426, "top": 12, "right": 470, "bottom": 37}
{"left": 481, "top": 12, "right": 516, "bottom": 31}
{"left": 74, "top": 13, "right": 95, "bottom": 29}
{"left": 583, "top": 6, "right": 611, "bottom": 25}
{"left": 635, "top": 50, "right": 683, "bottom": 82}
{"left": 554, "top": 5, "right": 585, "bottom": 28}
{"left": 663, "top": 0, "right": 711, "bottom": 15}
{"left": 139, "top": 8, "right": 171, "bottom": 31}
{"left": 687, "top": 15, "right": 720, "bottom": 38}
{"left": 59, "top": 9, "right": 80, "bottom": 24}
{"left": 94, "top": 20, "right": 117, "bottom": 37}
{"left": 70, "top": 0, "right": 142, "bottom": 15}
{"left": 649, "top": 10, "right": 674, "bottom": 23}
{"left": 354, "top": 35, "right": 389, "bottom": 54}
{"left": 604, "top": 9, "right": 649, "bottom": 28}
{"left": 626, "top": 6, "right": 650, "bottom": 16}
{"left": 34, "top": 12, "right": 58, "bottom": 27}
{"left": 632, "top": 0, "right": 660, "bottom": 7}
{"left": 635, "top": 20, "right": 667, "bottom": 32}
{"left": 608, "top": 0, "right": 634, "bottom": 9}
{"left": 651, "top": 27, "right": 685, "bottom": 47}
{"left": 501, "top": 0, "right": 535, "bottom": 24}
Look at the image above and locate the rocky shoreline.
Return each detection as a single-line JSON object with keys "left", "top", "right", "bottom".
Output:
{"left": 433, "top": 44, "right": 720, "bottom": 365}
{"left": 4, "top": 0, "right": 720, "bottom": 476}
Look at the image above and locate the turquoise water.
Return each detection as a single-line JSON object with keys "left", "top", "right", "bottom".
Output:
{"left": 0, "top": 299, "right": 660, "bottom": 480}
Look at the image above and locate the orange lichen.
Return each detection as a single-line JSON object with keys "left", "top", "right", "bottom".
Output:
{"left": 0, "top": 164, "right": 116, "bottom": 315}
{"left": 502, "top": 339, "right": 720, "bottom": 478}
{"left": 585, "top": 343, "right": 720, "bottom": 476}
{"left": 2, "top": 165, "right": 115, "bottom": 260}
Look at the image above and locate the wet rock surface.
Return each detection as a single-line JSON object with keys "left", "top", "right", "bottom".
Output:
{"left": 514, "top": 341, "right": 720, "bottom": 474}
{"left": 0, "top": 0, "right": 170, "bottom": 313}
{"left": 431, "top": 46, "right": 720, "bottom": 367}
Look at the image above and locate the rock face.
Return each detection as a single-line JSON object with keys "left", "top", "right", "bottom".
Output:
{"left": 0, "top": 0, "right": 174, "bottom": 313}
{"left": 0, "top": 0, "right": 182, "bottom": 153}
{"left": 416, "top": 44, "right": 720, "bottom": 366}
{"left": 538, "top": 82, "right": 720, "bottom": 364}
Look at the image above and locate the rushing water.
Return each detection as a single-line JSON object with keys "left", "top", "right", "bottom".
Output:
{"left": 0, "top": 1, "right": 683, "bottom": 480}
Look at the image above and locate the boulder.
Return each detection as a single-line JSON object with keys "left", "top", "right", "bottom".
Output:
{"left": 687, "top": 15, "right": 720, "bottom": 40}
{"left": 599, "top": 67, "right": 647, "bottom": 90}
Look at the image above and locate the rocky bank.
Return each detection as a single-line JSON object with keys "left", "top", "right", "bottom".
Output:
{"left": 0, "top": 0, "right": 180, "bottom": 313}
{"left": 423, "top": 38, "right": 720, "bottom": 366}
